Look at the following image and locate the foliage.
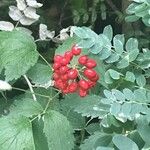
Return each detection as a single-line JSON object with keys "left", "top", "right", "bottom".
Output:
{"left": 0, "top": 0, "right": 150, "bottom": 150}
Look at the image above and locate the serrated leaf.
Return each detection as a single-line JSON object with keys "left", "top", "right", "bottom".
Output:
{"left": 43, "top": 110, "right": 74, "bottom": 150}
{"left": 113, "top": 135, "right": 139, "bottom": 150}
{"left": 0, "top": 116, "right": 35, "bottom": 150}
{"left": 10, "top": 97, "right": 43, "bottom": 117}
{"left": 80, "top": 132, "right": 112, "bottom": 150}
{"left": 27, "top": 62, "right": 52, "bottom": 85}
{"left": 0, "top": 30, "right": 38, "bottom": 81}
{"left": 55, "top": 36, "right": 80, "bottom": 55}
{"left": 74, "top": 95, "right": 110, "bottom": 118}
{"left": 125, "top": 71, "right": 135, "bottom": 82}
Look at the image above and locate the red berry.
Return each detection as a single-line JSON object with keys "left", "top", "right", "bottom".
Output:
{"left": 90, "top": 74, "right": 99, "bottom": 82}
{"left": 61, "top": 74, "right": 68, "bottom": 81}
{"left": 88, "top": 81, "right": 96, "bottom": 88}
{"left": 85, "top": 59, "right": 97, "bottom": 68}
{"left": 68, "top": 82, "right": 78, "bottom": 93}
{"left": 78, "top": 55, "right": 88, "bottom": 65}
{"left": 64, "top": 51, "right": 73, "bottom": 60}
{"left": 53, "top": 73, "right": 59, "bottom": 80}
{"left": 63, "top": 88, "right": 69, "bottom": 94}
{"left": 53, "top": 62, "right": 61, "bottom": 70}
{"left": 78, "top": 80, "right": 89, "bottom": 90}
{"left": 84, "top": 69, "right": 97, "bottom": 79}
{"left": 54, "top": 55, "right": 62, "bottom": 62}
{"left": 71, "top": 45, "right": 81, "bottom": 56}
{"left": 59, "top": 66, "right": 69, "bottom": 74}
{"left": 67, "top": 69, "right": 78, "bottom": 79}
{"left": 79, "top": 89, "right": 87, "bottom": 97}
{"left": 61, "top": 57, "right": 69, "bottom": 66}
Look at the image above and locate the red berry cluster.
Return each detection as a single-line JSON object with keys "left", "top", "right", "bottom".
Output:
{"left": 53, "top": 45, "right": 99, "bottom": 97}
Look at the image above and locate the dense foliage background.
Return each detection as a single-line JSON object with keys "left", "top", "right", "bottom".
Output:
{"left": 0, "top": 0, "right": 150, "bottom": 150}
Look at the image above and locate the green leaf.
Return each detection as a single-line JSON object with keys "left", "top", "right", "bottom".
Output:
{"left": 0, "top": 30, "right": 38, "bottom": 81}
{"left": 117, "top": 56, "right": 129, "bottom": 69}
{"left": 86, "top": 123, "right": 101, "bottom": 135}
{"left": 55, "top": 36, "right": 80, "bottom": 55}
{"left": 43, "top": 110, "right": 74, "bottom": 150}
{"left": 32, "top": 119, "right": 49, "bottom": 150}
{"left": 126, "top": 38, "right": 139, "bottom": 62}
{"left": 105, "top": 53, "right": 120, "bottom": 63}
{"left": 111, "top": 89, "right": 125, "bottom": 102}
{"left": 104, "top": 71, "right": 113, "bottom": 84}
{"left": 136, "top": 116, "right": 150, "bottom": 148}
{"left": 80, "top": 132, "right": 112, "bottom": 150}
{"left": 108, "top": 69, "right": 123, "bottom": 80}
{"left": 136, "top": 74, "right": 146, "bottom": 87}
{"left": 96, "top": 147, "right": 114, "bottom": 150}
{"left": 74, "top": 95, "right": 110, "bottom": 118}
{"left": 125, "top": 71, "right": 135, "bottom": 82}
{"left": 27, "top": 62, "right": 52, "bottom": 86}
{"left": 110, "top": 102, "right": 121, "bottom": 116}
{"left": 123, "top": 88, "right": 135, "bottom": 101}
{"left": 113, "top": 36, "right": 124, "bottom": 55}
{"left": 0, "top": 116, "right": 35, "bottom": 150}
{"left": 10, "top": 97, "right": 43, "bottom": 117}
{"left": 99, "top": 47, "right": 111, "bottom": 60}
{"left": 103, "top": 25, "right": 113, "bottom": 41}
{"left": 113, "top": 135, "right": 139, "bottom": 150}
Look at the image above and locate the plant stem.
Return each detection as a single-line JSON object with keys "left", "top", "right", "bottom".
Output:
{"left": 12, "top": 87, "right": 50, "bottom": 99}
{"left": 24, "top": 75, "right": 37, "bottom": 101}
{"left": 39, "top": 53, "right": 53, "bottom": 71}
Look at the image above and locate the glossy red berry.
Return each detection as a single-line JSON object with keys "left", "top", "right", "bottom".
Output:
{"left": 53, "top": 73, "right": 59, "bottom": 80}
{"left": 90, "top": 74, "right": 99, "bottom": 82}
{"left": 68, "top": 82, "right": 78, "bottom": 93}
{"left": 78, "top": 80, "right": 89, "bottom": 90}
{"left": 67, "top": 69, "right": 78, "bottom": 79}
{"left": 53, "top": 62, "right": 61, "bottom": 70}
{"left": 79, "top": 89, "right": 87, "bottom": 97}
{"left": 78, "top": 55, "right": 88, "bottom": 65}
{"left": 88, "top": 81, "right": 96, "bottom": 88}
{"left": 54, "top": 55, "right": 62, "bottom": 62}
{"left": 85, "top": 59, "right": 97, "bottom": 68}
{"left": 64, "top": 51, "right": 73, "bottom": 60}
{"left": 61, "top": 57, "right": 69, "bottom": 66}
{"left": 71, "top": 45, "right": 81, "bottom": 56}
{"left": 59, "top": 66, "right": 69, "bottom": 74}
{"left": 61, "top": 74, "right": 68, "bottom": 81}
{"left": 84, "top": 69, "right": 97, "bottom": 79}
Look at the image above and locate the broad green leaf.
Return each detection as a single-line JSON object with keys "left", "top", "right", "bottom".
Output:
{"left": 32, "top": 119, "right": 49, "bottom": 150}
{"left": 10, "top": 97, "right": 43, "bottom": 117}
{"left": 125, "top": 71, "right": 135, "bottom": 82}
{"left": 0, "top": 116, "right": 35, "bottom": 150}
{"left": 113, "top": 135, "right": 139, "bottom": 150}
{"left": 103, "top": 25, "right": 113, "bottom": 41}
{"left": 27, "top": 62, "right": 52, "bottom": 85}
{"left": 74, "top": 95, "right": 110, "bottom": 118}
{"left": 80, "top": 132, "right": 112, "bottom": 150}
{"left": 43, "top": 110, "right": 74, "bottom": 150}
{"left": 0, "top": 30, "right": 38, "bottom": 81}
{"left": 136, "top": 74, "right": 146, "bottom": 87}
{"left": 55, "top": 36, "right": 80, "bottom": 55}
